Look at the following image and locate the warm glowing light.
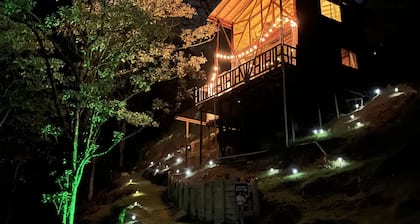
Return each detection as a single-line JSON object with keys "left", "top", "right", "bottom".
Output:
{"left": 129, "top": 179, "right": 133, "bottom": 183}
{"left": 290, "top": 20, "right": 297, "bottom": 27}
{"left": 209, "top": 160, "right": 214, "bottom": 166}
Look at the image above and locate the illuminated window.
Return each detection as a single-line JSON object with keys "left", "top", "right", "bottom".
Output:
{"left": 341, "top": 48, "right": 358, "bottom": 69}
{"left": 320, "top": 0, "right": 342, "bottom": 22}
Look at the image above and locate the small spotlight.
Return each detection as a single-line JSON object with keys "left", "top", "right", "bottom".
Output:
{"left": 337, "top": 157, "right": 343, "bottom": 162}
{"left": 155, "top": 168, "right": 159, "bottom": 173}
{"left": 312, "top": 129, "right": 318, "bottom": 134}
{"left": 394, "top": 87, "right": 399, "bottom": 93}
{"left": 131, "top": 215, "right": 136, "bottom": 220}
{"left": 165, "top": 165, "right": 169, "bottom": 169}
{"left": 134, "top": 201, "right": 138, "bottom": 206}
{"left": 176, "top": 169, "right": 180, "bottom": 174}
{"left": 135, "top": 190, "right": 139, "bottom": 194}
{"left": 176, "top": 158, "right": 182, "bottom": 163}
{"left": 374, "top": 88, "right": 381, "bottom": 95}
{"left": 208, "top": 160, "right": 214, "bottom": 166}
{"left": 129, "top": 179, "right": 133, "bottom": 183}
{"left": 350, "top": 114, "right": 355, "bottom": 119}
{"left": 185, "top": 168, "right": 191, "bottom": 176}
{"left": 270, "top": 168, "right": 274, "bottom": 172}
{"left": 319, "top": 129, "right": 324, "bottom": 133}
{"left": 292, "top": 168, "right": 298, "bottom": 174}
{"left": 355, "top": 103, "right": 360, "bottom": 109}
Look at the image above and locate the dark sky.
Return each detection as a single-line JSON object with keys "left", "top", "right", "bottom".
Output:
{"left": 362, "top": 0, "right": 420, "bottom": 83}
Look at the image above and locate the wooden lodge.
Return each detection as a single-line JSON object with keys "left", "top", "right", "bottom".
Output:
{"left": 189, "top": 0, "right": 365, "bottom": 155}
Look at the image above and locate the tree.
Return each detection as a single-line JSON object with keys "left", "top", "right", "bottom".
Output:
{"left": 1, "top": 0, "right": 217, "bottom": 223}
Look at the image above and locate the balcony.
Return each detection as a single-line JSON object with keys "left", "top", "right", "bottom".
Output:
{"left": 194, "top": 43, "right": 296, "bottom": 105}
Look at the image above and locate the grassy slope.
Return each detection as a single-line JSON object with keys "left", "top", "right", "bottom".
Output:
{"left": 83, "top": 83, "right": 420, "bottom": 224}
{"left": 254, "top": 84, "right": 420, "bottom": 224}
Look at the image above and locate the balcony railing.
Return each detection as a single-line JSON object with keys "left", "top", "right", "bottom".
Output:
{"left": 194, "top": 43, "right": 297, "bottom": 105}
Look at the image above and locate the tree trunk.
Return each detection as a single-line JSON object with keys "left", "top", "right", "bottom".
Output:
{"left": 119, "top": 122, "right": 126, "bottom": 169}
{"left": 88, "top": 158, "right": 96, "bottom": 200}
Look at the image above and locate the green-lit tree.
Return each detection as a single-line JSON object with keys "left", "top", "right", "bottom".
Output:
{"left": 1, "top": 0, "right": 217, "bottom": 223}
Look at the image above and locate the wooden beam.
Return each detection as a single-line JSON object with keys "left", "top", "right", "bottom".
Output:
{"left": 175, "top": 116, "right": 204, "bottom": 125}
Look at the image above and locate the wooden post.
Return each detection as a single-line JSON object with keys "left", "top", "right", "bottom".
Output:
{"left": 199, "top": 110, "right": 203, "bottom": 165}
{"left": 334, "top": 93, "right": 340, "bottom": 118}
{"left": 185, "top": 121, "right": 189, "bottom": 167}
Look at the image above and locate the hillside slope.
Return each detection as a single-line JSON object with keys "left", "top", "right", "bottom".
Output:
{"left": 96, "top": 83, "right": 420, "bottom": 224}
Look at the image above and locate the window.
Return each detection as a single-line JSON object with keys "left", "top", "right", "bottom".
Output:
{"left": 320, "top": 0, "right": 342, "bottom": 22}
{"left": 341, "top": 48, "right": 358, "bottom": 69}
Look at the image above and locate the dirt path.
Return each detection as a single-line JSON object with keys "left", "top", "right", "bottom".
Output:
{"left": 118, "top": 173, "right": 195, "bottom": 224}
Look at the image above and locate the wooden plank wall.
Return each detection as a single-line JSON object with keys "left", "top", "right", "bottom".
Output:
{"left": 168, "top": 174, "right": 259, "bottom": 224}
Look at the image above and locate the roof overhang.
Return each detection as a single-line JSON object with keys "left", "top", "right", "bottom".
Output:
{"left": 208, "top": 0, "right": 254, "bottom": 29}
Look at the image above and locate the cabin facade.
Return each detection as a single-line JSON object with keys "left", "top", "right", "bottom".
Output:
{"left": 193, "top": 0, "right": 364, "bottom": 155}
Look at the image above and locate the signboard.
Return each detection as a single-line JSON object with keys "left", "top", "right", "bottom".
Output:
{"left": 235, "top": 182, "right": 254, "bottom": 216}
{"left": 235, "top": 183, "right": 248, "bottom": 205}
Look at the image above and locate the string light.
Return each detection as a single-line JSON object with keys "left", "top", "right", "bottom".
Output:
{"left": 215, "top": 18, "right": 297, "bottom": 60}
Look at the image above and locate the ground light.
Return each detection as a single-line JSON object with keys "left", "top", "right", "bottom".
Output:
{"left": 350, "top": 114, "right": 355, "bottom": 119}
{"left": 149, "top": 161, "right": 154, "bottom": 167}
{"left": 267, "top": 168, "right": 279, "bottom": 176}
{"left": 331, "top": 157, "right": 349, "bottom": 168}
{"left": 176, "top": 169, "right": 180, "bottom": 174}
{"left": 132, "top": 190, "right": 144, "bottom": 197}
{"left": 374, "top": 88, "right": 381, "bottom": 95}
{"left": 283, "top": 168, "right": 305, "bottom": 180}
{"left": 165, "top": 153, "right": 174, "bottom": 161}
{"left": 312, "top": 128, "right": 328, "bottom": 138}
{"left": 394, "top": 87, "right": 399, "bottom": 93}
{"left": 185, "top": 168, "right": 192, "bottom": 177}
{"left": 207, "top": 160, "right": 216, "bottom": 168}
{"left": 355, "top": 122, "right": 364, "bottom": 129}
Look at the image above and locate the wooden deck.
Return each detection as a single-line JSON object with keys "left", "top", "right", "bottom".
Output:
{"left": 194, "top": 43, "right": 297, "bottom": 105}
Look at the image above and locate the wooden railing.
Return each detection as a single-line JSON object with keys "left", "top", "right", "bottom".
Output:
{"left": 194, "top": 43, "right": 296, "bottom": 105}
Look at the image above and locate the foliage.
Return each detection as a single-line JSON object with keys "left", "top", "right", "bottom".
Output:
{"left": 1, "top": 0, "right": 217, "bottom": 223}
